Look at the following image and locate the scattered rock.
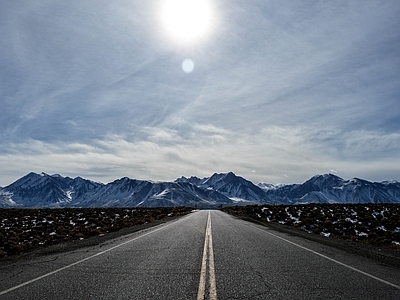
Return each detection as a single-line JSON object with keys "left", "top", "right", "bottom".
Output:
{"left": 0, "top": 207, "right": 192, "bottom": 257}
{"left": 223, "top": 204, "right": 400, "bottom": 249}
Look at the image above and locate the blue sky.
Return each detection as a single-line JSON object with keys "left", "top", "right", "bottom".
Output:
{"left": 1, "top": 0, "right": 400, "bottom": 186}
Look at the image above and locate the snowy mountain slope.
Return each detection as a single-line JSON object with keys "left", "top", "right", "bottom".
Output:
{"left": 1, "top": 172, "right": 400, "bottom": 208}
{"left": 69, "top": 177, "right": 151, "bottom": 207}
{"left": 263, "top": 174, "right": 400, "bottom": 204}
{"left": 1, "top": 172, "right": 74, "bottom": 207}
{"left": 0, "top": 173, "right": 235, "bottom": 208}
{"left": 74, "top": 180, "right": 233, "bottom": 208}
{"left": 0, "top": 191, "right": 20, "bottom": 208}
{"left": 258, "top": 182, "right": 279, "bottom": 190}
{"left": 177, "top": 172, "right": 271, "bottom": 202}
{"left": 175, "top": 176, "right": 203, "bottom": 186}
{"left": 139, "top": 181, "right": 234, "bottom": 208}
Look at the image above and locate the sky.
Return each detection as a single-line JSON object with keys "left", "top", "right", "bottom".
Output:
{"left": 1, "top": 0, "right": 400, "bottom": 187}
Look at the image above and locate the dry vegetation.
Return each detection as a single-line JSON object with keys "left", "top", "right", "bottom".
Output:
{"left": 0, "top": 207, "right": 192, "bottom": 257}
{"left": 223, "top": 204, "right": 400, "bottom": 249}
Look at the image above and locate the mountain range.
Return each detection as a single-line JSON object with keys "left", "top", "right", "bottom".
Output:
{"left": 1, "top": 172, "right": 399, "bottom": 208}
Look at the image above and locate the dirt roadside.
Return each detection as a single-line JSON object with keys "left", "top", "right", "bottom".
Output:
{"left": 0, "top": 214, "right": 185, "bottom": 266}
{"left": 236, "top": 215, "right": 400, "bottom": 269}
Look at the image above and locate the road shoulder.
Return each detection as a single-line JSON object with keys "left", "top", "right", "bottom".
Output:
{"left": 233, "top": 214, "right": 400, "bottom": 269}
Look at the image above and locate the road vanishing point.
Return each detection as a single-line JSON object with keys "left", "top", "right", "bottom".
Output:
{"left": 0, "top": 210, "right": 399, "bottom": 299}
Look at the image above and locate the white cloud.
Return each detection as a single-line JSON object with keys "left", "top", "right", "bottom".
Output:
{"left": 1, "top": 125, "right": 399, "bottom": 186}
{"left": 1, "top": 1, "right": 399, "bottom": 186}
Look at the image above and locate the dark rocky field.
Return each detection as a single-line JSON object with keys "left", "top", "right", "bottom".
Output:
{"left": 0, "top": 207, "right": 192, "bottom": 257}
{"left": 223, "top": 204, "right": 400, "bottom": 249}
{"left": 2, "top": 204, "right": 399, "bottom": 265}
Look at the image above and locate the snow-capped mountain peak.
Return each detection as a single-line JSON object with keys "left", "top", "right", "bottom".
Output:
{"left": 1, "top": 172, "right": 399, "bottom": 208}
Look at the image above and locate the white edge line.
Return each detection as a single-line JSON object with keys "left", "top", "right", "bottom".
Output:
{"left": 249, "top": 224, "right": 400, "bottom": 290}
{"left": 0, "top": 220, "right": 176, "bottom": 296}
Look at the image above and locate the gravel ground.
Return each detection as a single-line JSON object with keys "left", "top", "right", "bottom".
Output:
{"left": 0, "top": 207, "right": 193, "bottom": 263}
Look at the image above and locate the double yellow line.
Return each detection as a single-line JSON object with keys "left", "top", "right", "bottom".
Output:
{"left": 197, "top": 210, "right": 217, "bottom": 300}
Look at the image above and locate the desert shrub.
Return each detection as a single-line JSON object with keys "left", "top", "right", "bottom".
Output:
{"left": 31, "top": 237, "right": 41, "bottom": 245}
{"left": 109, "top": 225, "right": 120, "bottom": 232}
{"left": 293, "top": 221, "right": 303, "bottom": 228}
{"left": 313, "top": 227, "right": 321, "bottom": 234}
{"left": 0, "top": 207, "right": 192, "bottom": 256}
{"left": 393, "top": 232, "right": 400, "bottom": 243}
{"left": 156, "top": 214, "right": 166, "bottom": 220}
{"left": 73, "top": 232, "right": 85, "bottom": 239}
{"left": 4, "top": 241, "right": 24, "bottom": 255}
{"left": 322, "top": 220, "right": 333, "bottom": 229}
{"left": 222, "top": 204, "right": 400, "bottom": 248}
{"left": 88, "top": 228, "right": 102, "bottom": 237}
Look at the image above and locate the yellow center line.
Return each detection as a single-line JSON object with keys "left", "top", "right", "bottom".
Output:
{"left": 197, "top": 210, "right": 217, "bottom": 300}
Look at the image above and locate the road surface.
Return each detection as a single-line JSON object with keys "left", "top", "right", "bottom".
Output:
{"left": 1, "top": 210, "right": 399, "bottom": 299}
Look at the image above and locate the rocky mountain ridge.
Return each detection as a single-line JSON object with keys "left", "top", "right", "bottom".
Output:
{"left": 0, "top": 172, "right": 399, "bottom": 208}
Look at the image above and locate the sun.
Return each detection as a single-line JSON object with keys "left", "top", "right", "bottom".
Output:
{"left": 160, "top": 0, "right": 213, "bottom": 45}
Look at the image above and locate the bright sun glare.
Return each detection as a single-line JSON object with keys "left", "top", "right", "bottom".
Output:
{"left": 160, "top": 0, "right": 213, "bottom": 44}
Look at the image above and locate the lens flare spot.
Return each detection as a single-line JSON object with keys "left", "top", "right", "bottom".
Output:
{"left": 182, "top": 58, "right": 195, "bottom": 73}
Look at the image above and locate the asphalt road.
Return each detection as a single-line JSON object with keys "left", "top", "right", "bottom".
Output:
{"left": 0, "top": 210, "right": 399, "bottom": 299}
